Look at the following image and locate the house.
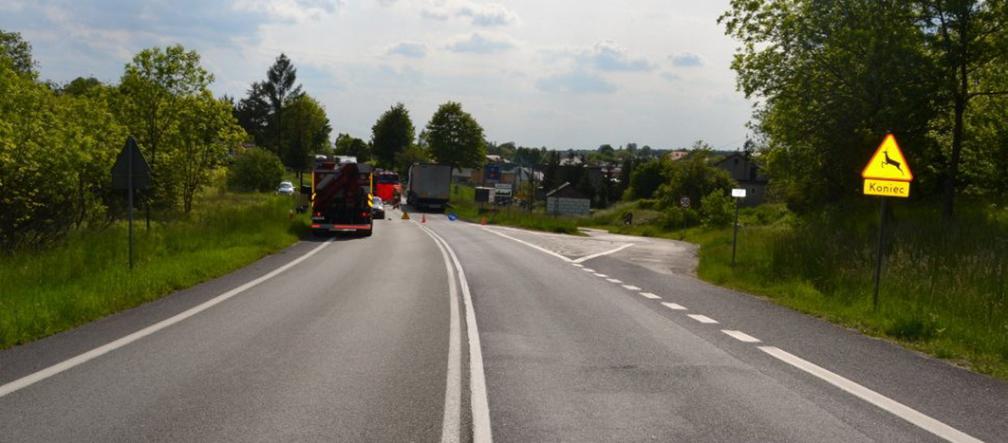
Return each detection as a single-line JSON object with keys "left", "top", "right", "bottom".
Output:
{"left": 667, "top": 149, "right": 689, "bottom": 161}
{"left": 715, "top": 152, "right": 768, "bottom": 206}
{"left": 546, "top": 182, "right": 591, "bottom": 216}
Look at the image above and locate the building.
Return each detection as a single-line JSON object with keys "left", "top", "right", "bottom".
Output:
{"left": 715, "top": 152, "right": 768, "bottom": 206}
{"left": 546, "top": 182, "right": 591, "bottom": 216}
{"left": 667, "top": 149, "right": 689, "bottom": 161}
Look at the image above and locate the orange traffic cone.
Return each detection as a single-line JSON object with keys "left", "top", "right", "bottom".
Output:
{"left": 401, "top": 211, "right": 410, "bottom": 220}
{"left": 421, "top": 213, "right": 427, "bottom": 224}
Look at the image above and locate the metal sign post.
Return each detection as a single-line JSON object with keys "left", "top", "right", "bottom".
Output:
{"left": 731, "top": 188, "right": 746, "bottom": 267}
{"left": 111, "top": 136, "right": 152, "bottom": 270}
{"left": 861, "top": 133, "right": 912, "bottom": 310}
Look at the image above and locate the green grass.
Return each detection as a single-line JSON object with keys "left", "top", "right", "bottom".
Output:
{"left": 447, "top": 184, "right": 582, "bottom": 234}
{"left": 446, "top": 188, "right": 1008, "bottom": 380}
{"left": 0, "top": 190, "right": 307, "bottom": 349}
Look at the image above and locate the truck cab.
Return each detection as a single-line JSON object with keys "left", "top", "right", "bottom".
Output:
{"left": 309, "top": 161, "right": 374, "bottom": 236}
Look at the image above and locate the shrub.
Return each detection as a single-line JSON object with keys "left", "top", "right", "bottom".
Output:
{"left": 701, "top": 190, "right": 735, "bottom": 227}
{"left": 227, "top": 148, "right": 284, "bottom": 192}
{"left": 625, "top": 160, "right": 664, "bottom": 200}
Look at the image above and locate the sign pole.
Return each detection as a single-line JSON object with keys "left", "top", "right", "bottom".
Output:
{"left": 872, "top": 197, "right": 887, "bottom": 310}
{"left": 731, "top": 196, "right": 740, "bottom": 267}
{"left": 128, "top": 142, "right": 134, "bottom": 270}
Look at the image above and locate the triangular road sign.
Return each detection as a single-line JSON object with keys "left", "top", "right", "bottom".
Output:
{"left": 862, "top": 134, "right": 912, "bottom": 182}
{"left": 111, "top": 136, "right": 152, "bottom": 191}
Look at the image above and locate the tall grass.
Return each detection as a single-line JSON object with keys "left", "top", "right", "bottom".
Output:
{"left": 447, "top": 184, "right": 582, "bottom": 234}
{"left": 0, "top": 193, "right": 306, "bottom": 349}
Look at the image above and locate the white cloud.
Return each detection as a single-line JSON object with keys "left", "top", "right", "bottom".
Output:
{"left": 231, "top": 0, "right": 342, "bottom": 22}
{"left": 445, "top": 32, "right": 515, "bottom": 54}
{"left": 386, "top": 41, "right": 427, "bottom": 58}
{"left": 670, "top": 52, "right": 703, "bottom": 68}
{"left": 422, "top": 1, "right": 518, "bottom": 27}
{"left": 579, "top": 41, "right": 654, "bottom": 72}
{"left": 537, "top": 70, "right": 616, "bottom": 94}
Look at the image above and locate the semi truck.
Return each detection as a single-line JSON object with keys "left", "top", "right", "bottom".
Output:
{"left": 309, "top": 161, "right": 374, "bottom": 236}
{"left": 407, "top": 163, "right": 452, "bottom": 211}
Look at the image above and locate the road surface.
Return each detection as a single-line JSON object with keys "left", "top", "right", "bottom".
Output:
{"left": 1, "top": 208, "right": 1006, "bottom": 442}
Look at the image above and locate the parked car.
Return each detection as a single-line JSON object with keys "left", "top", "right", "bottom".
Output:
{"left": 276, "top": 181, "right": 295, "bottom": 195}
{"left": 371, "top": 196, "right": 386, "bottom": 219}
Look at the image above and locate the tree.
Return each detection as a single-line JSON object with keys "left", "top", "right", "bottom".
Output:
{"left": 0, "top": 29, "right": 35, "bottom": 77}
{"left": 720, "top": 1, "right": 940, "bottom": 211}
{"left": 916, "top": 0, "right": 1008, "bottom": 217}
{"left": 60, "top": 77, "right": 104, "bottom": 96}
{"left": 280, "top": 94, "right": 331, "bottom": 172}
{"left": 119, "top": 44, "right": 212, "bottom": 213}
{"left": 423, "top": 101, "right": 486, "bottom": 171}
{"left": 394, "top": 145, "right": 431, "bottom": 176}
{"left": 371, "top": 103, "right": 415, "bottom": 168}
{"left": 334, "top": 133, "right": 372, "bottom": 163}
{"left": 655, "top": 149, "right": 735, "bottom": 210}
{"left": 261, "top": 53, "right": 303, "bottom": 155}
{"left": 227, "top": 148, "right": 285, "bottom": 193}
{"left": 625, "top": 159, "right": 664, "bottom": 200}
{"left": 233, "top": 81, "right": 271, "bottom": 147}
{"left": 171, "top": 92, "right": 245, "bottom": 213}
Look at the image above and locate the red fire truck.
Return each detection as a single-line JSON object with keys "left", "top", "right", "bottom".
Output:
{"left": 309, "top": 161, "right": 374, "bottom": 236}
{"left": 374, "top": 171, "right": 401, "bottom": 207}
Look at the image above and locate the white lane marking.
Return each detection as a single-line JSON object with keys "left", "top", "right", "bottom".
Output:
{"left": 571, "top": 243, "right": 634, "bottom": 263}
{"left": 606, "top": 278, "right": 622, "bottom": 284}
{"left": 688, "top": 314, "right": 718, "bottom": 324}
{"left": 721, "top": 330, "right": 761, "bottom": 343}
{"left": 571, "top": 263, "right": 584, "bottom": 268}
{"left": 423, "top": 225, "right": 494, "bottom": 443}
{"left": 418, "top": 226, "right": 462, "bottom": 443}
{"left": 480, "top": 226, "right": 571, "bottom": 263}
{"left": 0, "top": 239, "right": 335, "bottom": 399}
{"left": 640, "top": 292, "right": 662, "bottom": 300}
{"left": 759, "top": 346, "right": 981, "bottom": 443}
{"left": 622, "top": 285, "right": 641, "bottom": 291}
{"left": 593, "top": 273, "right": 608, "bottom": 278}
{"left": 581, "top": 268, "right": 595, "bottom": 273}
{"left": 661, "top": 302, "right": 688, "bottom": 311}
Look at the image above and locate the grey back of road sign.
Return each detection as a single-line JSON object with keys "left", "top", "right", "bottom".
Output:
{"left": 111, "top": 136, "right": 152, "bottom": 191}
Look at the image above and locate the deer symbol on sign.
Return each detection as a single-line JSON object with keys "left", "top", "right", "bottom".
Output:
{"left": 881, "top": 150, "right": 903, "bottom": 175}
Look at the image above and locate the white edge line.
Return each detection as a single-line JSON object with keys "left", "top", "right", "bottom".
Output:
{"left": 661, "top": 302, "right": 687, "bottom": 311}
{"left": 480, "top": 226, "right": 571, "bottom": 262}
{"left": 423, "top": 224, "right": 494, "bottom": 443}
{"left": 758, "top": 346, "right": 981, "bottom": 443}
{"left": 0, "top": 238, "right": 334, "bottom": 399}
{"left": 721, "top": 330, "right": 761, "bottom": 343}
{"left": 640, "top": 292, "right": 662, "bottom": 300}
{"left": 572, "top": 243, "right": 634, "bottom": 264}
{"left": 687, "top": 314, "right": 718, "bottom": 324}
{"left": 419, "top": 226, "right": 461, "bottom": 443}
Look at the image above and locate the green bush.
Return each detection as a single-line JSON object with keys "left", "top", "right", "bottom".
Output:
{"left": 655, "top": 151, "right": 735, "bottom": 209}
{"left": 659, "top": 207, "right": 700, "bottom": 230}
{"left": 227, "top": 148, "right": 284, "bottom": 192}
{"left": 701, "top": 190, "right": 735, "bottom": 227}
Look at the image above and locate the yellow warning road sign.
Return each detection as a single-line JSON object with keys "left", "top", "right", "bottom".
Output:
{"left": 862, "top": 134, "right": 912, "bottom": 181}
{"left": 864, "top": 179, "right": 910, "bottom": 197}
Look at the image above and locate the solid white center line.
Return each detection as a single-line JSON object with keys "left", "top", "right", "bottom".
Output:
{"left": 759, "top": 346, "right": 981, "bottom": 443}
{"left": 594, "top": 273, "right": 608, "bottom": 278}
{"left": 661, "top": 302, "right": 688, "bottom": 310}
{"left": 721, "top": 330, "right": 761, "bottom": 343}
{"left": 606, "top": 278, "right": 622, "bottom": 283}
{"left": 687, "top": 314, "right": 719, "bottom": 324}
{"left": 640, "top": 292, "right": 662, "bottom": 300}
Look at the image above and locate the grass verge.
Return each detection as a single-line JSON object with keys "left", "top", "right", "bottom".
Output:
{"left": 0, "top": 191, "right": 307, "bottom": 349}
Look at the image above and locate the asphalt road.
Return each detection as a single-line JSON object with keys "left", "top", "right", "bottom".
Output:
{"left": 2, "top": 208, "right": 1006, "bottom": 442}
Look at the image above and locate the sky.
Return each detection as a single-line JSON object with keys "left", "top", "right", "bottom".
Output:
{"left": 0, "top": 0, "right": 754, "bottom": 151}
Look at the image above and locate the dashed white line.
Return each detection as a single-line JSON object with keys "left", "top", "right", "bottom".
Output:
{"left": 759, "top": 346, "right": 981, "bottom": 443}
{"left": 661, "top": 302, "right": 688, "bottom": 311}
{"left": 687, "top": 314, "right": 719, "bottom": 324}
{"left": 622, "top": 285, "right": 641, "bottom": 291}
{"left": 640, "top": 292, "right": 662, "bottom": 300}
{"left": 606, "top": 278, "right": 622, "bottom": 284}
{"left": 594, "top": 273, "right": 608, "bottom": 278}
{"left": 571, "top": 263, "right": 584, "bottom": 268}
{"left": 721, "top": 330, "right": 761, "bottom": 343}
{"left": 572, "top": 243, "right": 634, "bottom": 263}
{"left": 582, "top": 268, "right": 595, "bottom": 273}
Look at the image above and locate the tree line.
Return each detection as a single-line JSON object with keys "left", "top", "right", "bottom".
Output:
{"left": 719, "top": 0, "right": 1008, "bottom": 216}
